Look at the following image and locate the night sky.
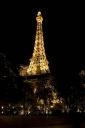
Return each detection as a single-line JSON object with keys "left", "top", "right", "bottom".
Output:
{"left": 0, "top": 1, "right": 85, "bottom": 84}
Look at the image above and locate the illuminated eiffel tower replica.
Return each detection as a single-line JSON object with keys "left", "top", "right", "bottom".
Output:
{"left": 19, "top": 11, "right": 50, "bottom": 77}
{"left": 19, "top": 12, "right": 64, "bottom": 115}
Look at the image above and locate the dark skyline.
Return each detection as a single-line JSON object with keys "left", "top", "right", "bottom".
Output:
{"left": 0, "top": 1, "right": 85, "bottom": 82}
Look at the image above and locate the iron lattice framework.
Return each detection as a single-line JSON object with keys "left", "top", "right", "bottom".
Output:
{"left": 19, "top": 11, "right": 50, "bottom": 76}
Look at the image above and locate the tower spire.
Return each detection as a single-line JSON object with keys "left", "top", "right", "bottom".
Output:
{"left": 36, "top": 11, "right": 43, "bottom": 22}
{"left": 19, "top": 11, "right": 50, "bottom": 76}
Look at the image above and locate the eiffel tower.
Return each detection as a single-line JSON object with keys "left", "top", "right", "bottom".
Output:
{"left": 19, "top": 11, "right": 50, "bottom": 76}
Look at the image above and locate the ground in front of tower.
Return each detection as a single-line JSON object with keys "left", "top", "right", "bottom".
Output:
{"left": 0, "top": 113, "right": 85, "bottom": 128}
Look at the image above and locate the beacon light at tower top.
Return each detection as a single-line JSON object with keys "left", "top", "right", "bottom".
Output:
{"left": 19, "top": 11, "right": 50, "bottom": 76}
{"left": 36, "top": 11, "right": 43, "bottom": 22}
